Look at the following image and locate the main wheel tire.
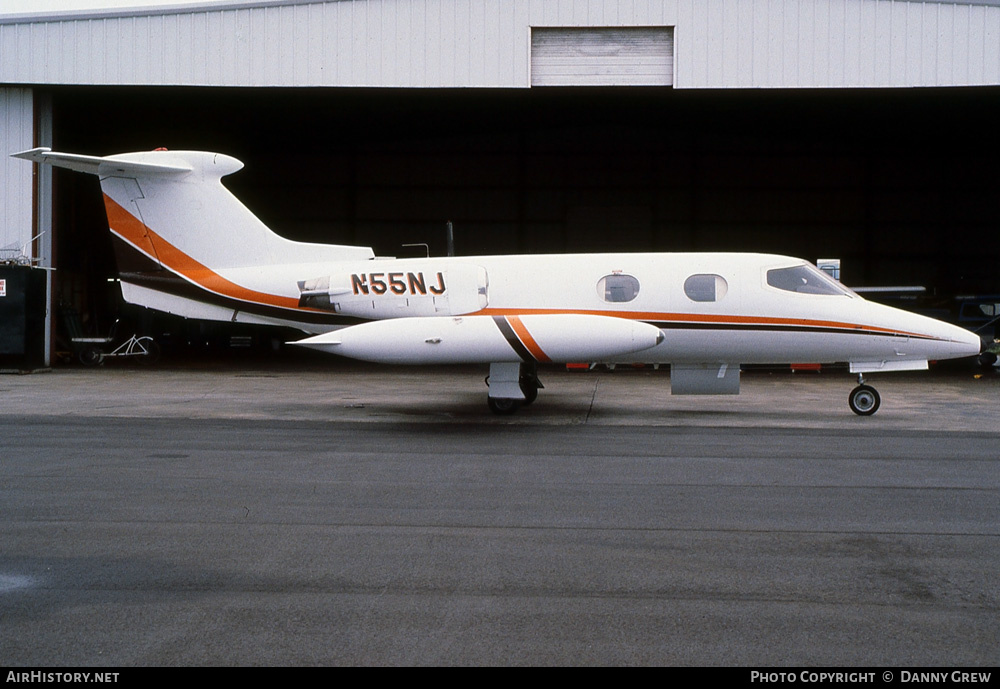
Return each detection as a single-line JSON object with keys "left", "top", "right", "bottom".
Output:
{"left": 849, "top": 384, "right": 881, "bottom": 416}
{"left": 518, "top": 364, "right": 540, "bottom": 406}
{"left": 520, "top": 384, "right": 538, "bottom": 406}
{"left": 519, "top": 374, "right": 540, "bottom": 405}
{"left": 488, "top": 397, "right": 521, "bottom": 415}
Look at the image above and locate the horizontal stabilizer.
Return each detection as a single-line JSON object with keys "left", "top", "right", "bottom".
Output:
{"left": 11, "top": 147, "right": 192, "bottom": 176}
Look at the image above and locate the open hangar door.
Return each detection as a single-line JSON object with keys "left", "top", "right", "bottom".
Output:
{"left": 45, "top": 85, "right": 1000, "bottom": 360}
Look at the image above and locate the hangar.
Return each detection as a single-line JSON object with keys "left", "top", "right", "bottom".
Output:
{"left": 2, "top": 0, "right": 999, "bottom": 364}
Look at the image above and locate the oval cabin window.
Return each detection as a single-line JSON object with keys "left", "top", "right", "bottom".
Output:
{"left": 597, "top": 274, "right": 640, "bottom": 303}
{"left": 684, "top": 274, "right": 728, "bottom": 302}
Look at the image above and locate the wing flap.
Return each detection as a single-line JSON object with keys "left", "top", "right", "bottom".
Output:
{"left": 849, "top": 359, "right": 928, "bottom": 373}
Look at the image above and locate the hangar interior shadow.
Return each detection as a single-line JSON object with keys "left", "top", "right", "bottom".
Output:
{"left": 46, "top": 86, "right": 1000, "bottom": 355}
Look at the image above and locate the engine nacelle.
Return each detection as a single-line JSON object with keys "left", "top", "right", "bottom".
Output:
{"left": 298, "top": 262, "right": 488, "bottom": 318}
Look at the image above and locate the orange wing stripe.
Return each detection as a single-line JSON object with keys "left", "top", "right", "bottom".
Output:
{"left": 506, "top": 315, "right": 551, "bottom": 363}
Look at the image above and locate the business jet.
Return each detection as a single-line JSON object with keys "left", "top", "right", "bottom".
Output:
{"left": 14, "top": 147, "right": 982, "bottom": 415}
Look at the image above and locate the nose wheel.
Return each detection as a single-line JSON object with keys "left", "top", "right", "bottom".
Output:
{"left": 849, "top": 374, "right": 881, "bottom": 416}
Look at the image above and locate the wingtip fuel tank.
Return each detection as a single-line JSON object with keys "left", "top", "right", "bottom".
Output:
{"left": 291, "top": 313, "right": 665, "bottom": 365}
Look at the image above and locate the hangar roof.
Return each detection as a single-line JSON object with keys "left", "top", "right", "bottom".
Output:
{"left": 4, "top": 0, "right": 1000, "bottom": 23}
{"left": 1, "top": 0, "right": 998, "bottom": 88}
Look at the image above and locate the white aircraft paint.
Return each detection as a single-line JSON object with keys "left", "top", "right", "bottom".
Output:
{"left": 13, "top": 147, "right": 982, "bottom": 415}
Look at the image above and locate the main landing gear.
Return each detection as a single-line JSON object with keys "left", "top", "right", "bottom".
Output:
{"left": 849, "top": 373, "right": 881, "bottom": 416}
{"left": 486, "top": 362, "right": 542, "bottom": 415}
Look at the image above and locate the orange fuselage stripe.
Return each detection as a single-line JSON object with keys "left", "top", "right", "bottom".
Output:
{"left": 104, "top": 193, "right": 300, "bottom": 310}
{"left": 477, "top": 308, "right": 936, "bottom": 341}
{"left": 101, "top": 195, "right": 942, "bottom": 341}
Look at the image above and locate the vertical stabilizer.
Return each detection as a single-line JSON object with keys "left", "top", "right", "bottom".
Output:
{"left": 13, "top": 148, "right": 374, "bottom": 272}
{"left": 12, "top": 148, "right": 374, "bottom": 331}
{"left": 99, "top": 150, "right": 374, "bottom": 270}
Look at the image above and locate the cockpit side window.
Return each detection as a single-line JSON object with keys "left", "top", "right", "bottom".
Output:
{"left": 597, "top": 274, "right": 640, "bottom": 303}
{"left": 684, "top": 274, "right": 729, "bottom": 302}
{"left": 767, "top": 264, "right": 851, "bottom": 296}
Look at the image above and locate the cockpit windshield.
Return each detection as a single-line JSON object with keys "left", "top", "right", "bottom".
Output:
{"left": 766, "top": 263, "right": 856, "bottom": 297}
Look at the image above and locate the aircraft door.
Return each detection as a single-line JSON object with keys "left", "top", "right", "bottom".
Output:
{"left": 434, "top": 264, "right": 489, "bottom": 315}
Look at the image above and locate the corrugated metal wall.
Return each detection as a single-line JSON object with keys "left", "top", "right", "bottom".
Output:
{"left": 1, "top": 0, "right": 998, "bottom": 88}
{"left": 680, "top": 0, "right": 1000, "bottom": 88}
{"left": 0, "top": 87, "right": 33, "bottom": 260}
{"left": 0, "top": 0, "right": 529, "bottom": 88}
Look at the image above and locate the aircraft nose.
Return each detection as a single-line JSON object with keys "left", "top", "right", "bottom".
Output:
{"left": 948, "top": 323, "right": 983, "bottom": 357}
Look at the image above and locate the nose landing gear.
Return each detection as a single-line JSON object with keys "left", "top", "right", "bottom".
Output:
{"left": 849, "top": 373, "right": 881, "bottom": 416}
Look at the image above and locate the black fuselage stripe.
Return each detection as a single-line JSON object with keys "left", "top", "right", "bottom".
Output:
{"left": 492, "top": 316, "right": 533, "bottom": 362}
{"left": 120, "top": 272, "right": 363, "bottom": 327}
{"left": 111, "top": 238, "right": 361, "bottom": 326}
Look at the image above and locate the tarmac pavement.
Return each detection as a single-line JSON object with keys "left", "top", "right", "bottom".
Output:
{"left": 1, "top": 361, "right": 998, "bottom": 666}
{"left": 1, "top": 360, "right": 997, "bottom": 430}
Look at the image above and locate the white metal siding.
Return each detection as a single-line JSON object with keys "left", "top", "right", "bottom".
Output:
{"left": 0, "top": 0, "right": 998, "bottom": 88}
{"left": 0, "top": 87, "right": 34, "bottom": 261}
{"left": 531, "top": 27, "right": 674, "bottom": 86}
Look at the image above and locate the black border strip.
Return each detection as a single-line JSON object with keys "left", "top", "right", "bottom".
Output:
{"left": 112, "top": 239, "right": 361, "bottom": 328}
{"left": 121, "top": 272, "right": 363, "bottom": 327}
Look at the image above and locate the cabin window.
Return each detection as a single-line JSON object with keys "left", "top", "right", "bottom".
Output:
{"left": 684, "top": 274, "right": 728, "bottom": 302}
{"left": 767, "top": 265, "right": 850, "bottom": 296}
{"left": 597, "top": 274, "right": 640, "bottom": 303}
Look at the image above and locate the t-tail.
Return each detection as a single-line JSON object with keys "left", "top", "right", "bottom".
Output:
{"left": 12, "top": 147, "right": 373, "bottom": 332}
